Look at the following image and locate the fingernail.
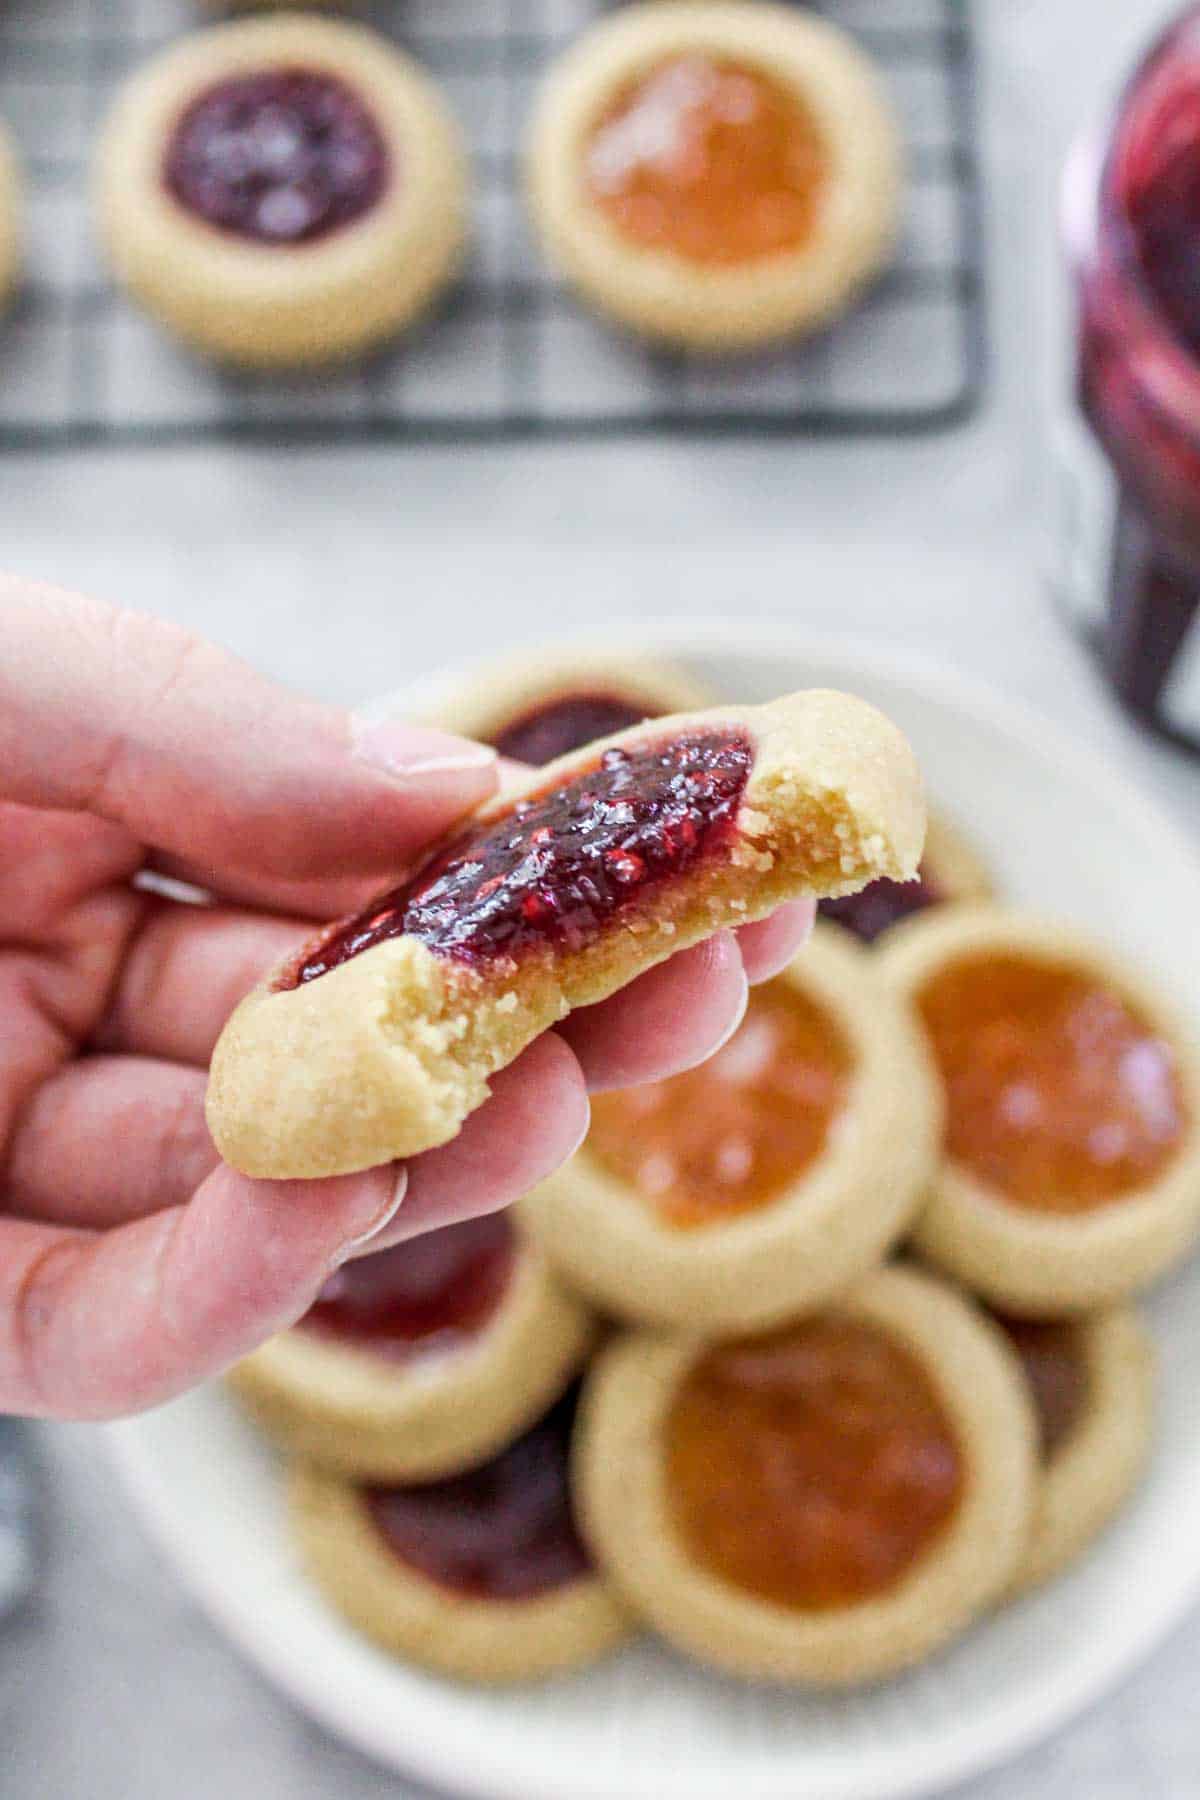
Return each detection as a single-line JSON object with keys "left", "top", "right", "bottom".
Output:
{"left": 330, "top": 1167, "right": 408, "bottom": 1269}
{"left": 711, "top": 962, "right": 750, "bottom": 1057}
{"left": 351, "top": 718, "right": 497, "bottom": 782}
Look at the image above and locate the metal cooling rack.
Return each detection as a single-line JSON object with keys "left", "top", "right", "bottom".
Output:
{"left": 0, "top": 0, "right": 984, "bottom": 446}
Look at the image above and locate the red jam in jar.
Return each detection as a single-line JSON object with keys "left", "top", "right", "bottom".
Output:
{"left": 1072, "top": 7, "right": 1200, "bottom": 749}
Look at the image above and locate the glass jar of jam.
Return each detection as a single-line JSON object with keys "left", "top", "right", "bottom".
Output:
{"left": 1059, "top": 5, "right": 1200, "bottom": 751}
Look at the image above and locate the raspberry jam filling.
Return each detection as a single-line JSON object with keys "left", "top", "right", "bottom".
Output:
{"left": 665, "top": 1320, "right": 963, "bottom": 1609}
{"left": 299, "top": 1214, "right": 515, "bottom": 1362}
{"left": 820, "top": 867, "right": 944, "bottom": 945}
{"left": 490, "top": 691, "right": 651, "bottom": 766}
{"left": 918, "top": 954, "right": 1187, "bottom": 1212}
{"left": 365, "top": 1386, "right": 592, "bottom": 1600}
{"left": 290, "top": 727, "right": 754, "bottom": 982}
{"left": 588, "top": 977, "right": 852, "bottom": 1229}
{"left": 164, "top": 68, "right": 389, "bottom": 244}
{"left": 993, "top": 1315, "right": 1089, "bottom": 1460}
{"left": 585, "top": 55, "right": 827, "bottom": 266}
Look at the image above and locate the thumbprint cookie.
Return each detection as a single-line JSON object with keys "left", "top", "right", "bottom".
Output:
{"left": 526, "top": 3, "right": 901, "bottom": 350}
{"left": 881, "top": 908, "right": 1200, "bottom": 1313}
{"left": 95, "top": 14, "right": 467, "bottom": 365}
{"left": 575, "top": 1266, "right": 1036, "bottom": 1685}
{"left": 207, "top": 690, "right": 925, "bottom": 1179}
{"left": 520, "top": 924, "right": 941, "bottom": 1330}
{"left": 291, "top": 1383, "right": 633, "bottom": 1682}
{"left": 230, "top": 1212, "right": 594, "bottom": 1480}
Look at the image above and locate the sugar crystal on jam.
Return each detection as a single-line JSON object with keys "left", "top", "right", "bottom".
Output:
{"left": 290, "top": 727, "right": 753, "bottom": 983}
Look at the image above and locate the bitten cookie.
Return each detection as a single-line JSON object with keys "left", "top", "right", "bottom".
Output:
{"left": 526, "top": 2, "right": 901, "bottom": 350}
{"left": 519, "top": 925, "right": 942, "bottom": 1330}
{"left": 95, "top": 14, "right": 467, "bottom": 366}
{"left": 820, "top": 808, "right": 994, "bottom": 946}
{"left": 230, "top": 1213, "right": 594, "bottom": 1480}
{"left": 207, "top": 690, "right": 925, "bottom": 1178}
{"left": 575, "top": 1266, "right": 1037, "bottom": 1686}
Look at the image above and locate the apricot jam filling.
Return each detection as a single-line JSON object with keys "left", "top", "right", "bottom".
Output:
{"left": 490, "top": 691, "right": 651, "bottom": 766}
{"left": 584, "top": 55, "right": 828, "bottom": 267}
{"left": 288, "top": 727, "right": 753, "bottom": 982}
{"left": 588, "top": 977, "right": 852, "bottom": 1229}
{"left": 918, "top": 954, "right": 1186, "bottom": 1212}
{"left": 665, "top": 1320, "right": 963, "bottom": 1609}
{"left": 299, "top": 1214, "right": 515, "bottom": 1362}
{"left": 164, "top": 69, "right": 389, "bottom": 244}
{"left": 365, "top": 1386, "right": 591, "bottom": 1600}
{"left": 994, "top": 1316, "right": 1089, "bottom": 1460}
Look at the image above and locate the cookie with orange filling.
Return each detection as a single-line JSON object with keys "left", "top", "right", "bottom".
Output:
{"left": 230, "top": 1213, "right": 593, "bottom": 1480}
{"left": 992, "top": 1305, "right": 1155, "bottom": 1595}
{"left": 576, "top": 1265, "right": 1036, "bottom": 1685}
{"left": 520, "top": 924, "right": 941, "bottom": 1329}
{"left": 881, "top": 908, "right": 1200, "bottom": 1313}
{"left": 820, "top": 810, "right": 994, "bottom": 946}
{"left": 291, "top": 1383, "right": 633, "bottom": 1683}
{"left": 427, "top": 649, "right": 714, "bottom": 768}
{"left": 526, "top": 3, "right": 901, "bottom": 351}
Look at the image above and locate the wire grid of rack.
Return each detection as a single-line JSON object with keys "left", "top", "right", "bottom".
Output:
{"left": 0, "top": 0, "right": 984, "bottom": 446}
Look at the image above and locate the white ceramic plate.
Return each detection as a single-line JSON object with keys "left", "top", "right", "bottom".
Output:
{"left": 107, "top": 627, "right": 1200, "bottom": 1800}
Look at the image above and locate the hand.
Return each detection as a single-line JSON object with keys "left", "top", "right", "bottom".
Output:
{"left": 0, "top": 578, "right": 812, "bottom": 1420}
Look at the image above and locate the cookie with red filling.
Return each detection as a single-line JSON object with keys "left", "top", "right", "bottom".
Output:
{"left": 229, "top": 1212, "right": 594, "bottom": 1480}
{"left": 95, "top": 15, "right": 467, "bottom": 366}
{"left": 206, "top": 690, "right": 925, "bottom": 1179}
{"left": 291, "top": 1383, "right": 633, "bottom": 1682}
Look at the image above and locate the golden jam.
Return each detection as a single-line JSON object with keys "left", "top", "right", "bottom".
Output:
{"left": 588, "top": 978, "right": 852, "bottom": 1229}
{"left": 665, "top": 1320, "right": 964, "bottom": 1610}
{"left": 584, "top": 56, "right": 828, "bottom": 266}
{"left": 919, "top": 954, "right": 1186, "bottom": 1212}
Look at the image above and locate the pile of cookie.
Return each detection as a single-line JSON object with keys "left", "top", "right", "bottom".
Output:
{"left": 227, "top": 653, "right": 1200, "bottom": 1689}
{"left": 0, "top": 4, "right": 901, "bottom": 365}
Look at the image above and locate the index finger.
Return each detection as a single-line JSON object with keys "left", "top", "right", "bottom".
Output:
{"left": 0, "top": 576, "right": 497, "bottom": 898}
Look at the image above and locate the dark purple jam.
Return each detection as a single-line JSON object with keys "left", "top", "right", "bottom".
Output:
{"left": 300, "top": 1214, "right": 515, "bottom": 1362}
{"left": 819, "top": 868, "right": 943, "bottom": 946}
{"left": 491, "top": 692, "right": 651, "bottom": 767}
{"left": 365, "top": 1386, "right": 592, "bottom": 1600}
{"left": 164, "top": 68, "right": 389, "bottom": 244}
{"left": 289, "top": 727, "right": 754, "bottom": 984}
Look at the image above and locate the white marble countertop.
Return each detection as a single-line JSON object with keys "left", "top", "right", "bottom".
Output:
{"left": 4, "top": 1, "right": 1200, "bottom": 1795}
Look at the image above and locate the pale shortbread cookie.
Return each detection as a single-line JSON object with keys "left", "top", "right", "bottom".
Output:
{"left": 290, "top": 1415, "right": 634, "bottom": 1683}
{"left": 880, "top": 908, "right": 1200, "bottom": 1314}
{"left": 95, "top": 15, "right": 467, "bottom": 366}
{"left": 229, "top": 1233, "right": 594, "bottom": 1480}
{"left": 1004, "top": 1304, "right": 1155, "bottom": 1596}
{"left": 526, "top": 2, "right": 901, "bottom": 351}
{"left": 575, "top": 1266, "right": 1037, "bottom": 1686}
{"left": 0, "top": 121, "right": 22, "bottom": 312}
{"left": 519, "top": 925, "right": 942, "bottom": 1330}
{"left": 207, "top": 690, "right": 925, "bottom": 1179}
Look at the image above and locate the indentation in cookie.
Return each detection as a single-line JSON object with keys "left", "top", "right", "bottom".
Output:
{"left": 164, "top": 68, "right": 390, "bottom": 243}
{"left": 289, "top": 727, "right": 754, "bottom": 982}
{"left": 364, "top": 1385, "right": 591, "bottom": 1599}
{"left": 490, "top": 691, "right": 650, "bottom": 766}
{"left": 664, "top": 1320, "right": 964, "bottom": 1610}
{"left": 299, "top": 1213, "right": 515, "bottom": 1362}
